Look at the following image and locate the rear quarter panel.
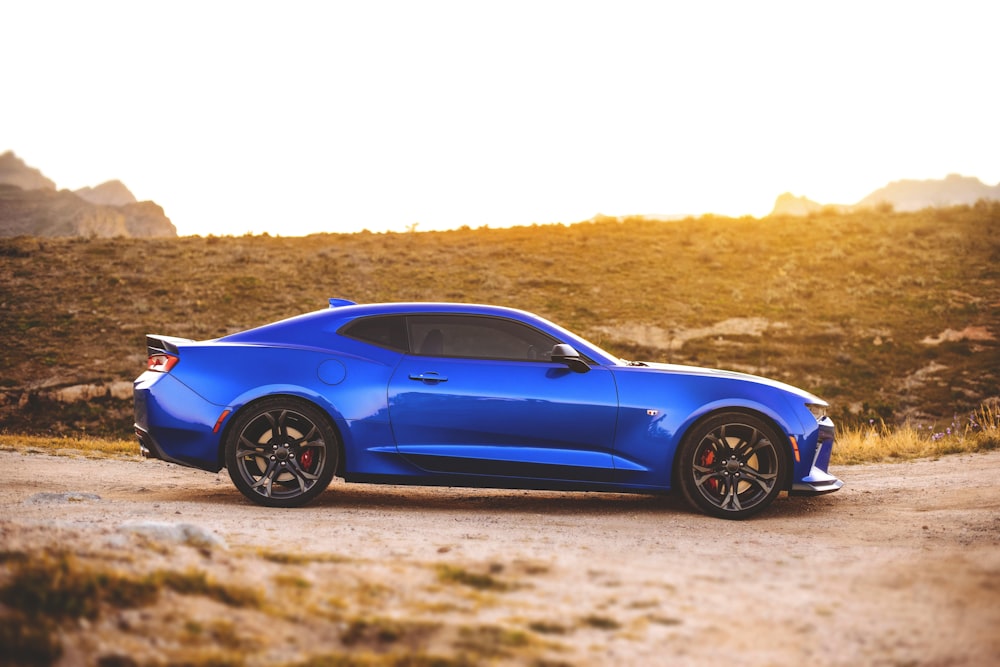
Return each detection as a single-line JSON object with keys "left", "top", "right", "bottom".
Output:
{"left": 166, "top": 340, "right": 403, "bottom": 472}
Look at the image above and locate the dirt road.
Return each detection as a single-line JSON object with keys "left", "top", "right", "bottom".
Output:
{"left": 2, "top": 449, "right": 999, "bottom": 666}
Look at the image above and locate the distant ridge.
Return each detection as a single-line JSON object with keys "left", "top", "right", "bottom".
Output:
{"left": 855, "top": 174, "right": 1000, "bottom": 211}
{"left": 771, "top": 174, "right": 1000, "bottom": 216}
{"left": 0, "top": 151, "right": 176, "bottom": 238}
{"left": 0, "top": 151, "right": 56, "bottom": 191}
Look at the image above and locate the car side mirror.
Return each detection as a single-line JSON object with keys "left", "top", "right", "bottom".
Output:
{"left": 551, "top": 344, "right": 590, "bottom": 373}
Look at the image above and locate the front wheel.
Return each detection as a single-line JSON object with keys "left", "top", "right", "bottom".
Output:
{"left": 676, "top": 412, "right": 789, "bottom": 520}
{"left": 224, "top": 398, "right": 338, "bottom": 507}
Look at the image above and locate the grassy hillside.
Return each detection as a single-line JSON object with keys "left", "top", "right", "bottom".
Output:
{"left": 2, "top": 203, "right": 998, "bottom": 438}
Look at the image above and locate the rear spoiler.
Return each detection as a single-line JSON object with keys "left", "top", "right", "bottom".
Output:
{"left": 146, "top": 335, "right": 193, "bottom": 356}
{"left": 328, "top": 298, "right": 356, "bottom": 308}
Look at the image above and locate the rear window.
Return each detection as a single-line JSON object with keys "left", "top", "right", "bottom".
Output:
{"left": 339, "top": 315, "right": 407, "bottom": 352}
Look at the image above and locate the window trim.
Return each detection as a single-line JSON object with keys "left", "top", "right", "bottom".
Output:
{"left": 338, "top": 312, "right": 597, "bottom": 366}
{"left": 405, "top": 314, "right": 572, "bottom": 364}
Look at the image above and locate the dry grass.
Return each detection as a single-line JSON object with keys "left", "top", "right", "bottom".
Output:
{"left": 0, "top": 433, "right": 138, "bottom": 459}
{"left": 2, "top": 203, "right": 998, "bottom": 437}
{"left": 833, "top": 404, "right": 1000, "bottom": 465}
{"left": 436, "top": 564, "right": 513, "bottom": 592}
{"left": 0, "top": 543, "right": 560, "bottom": 667}
{"left": 0, "top": 549, "right": 264, "bottom": 666}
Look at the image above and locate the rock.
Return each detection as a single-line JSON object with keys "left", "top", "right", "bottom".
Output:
{"left": 109, "top": 381, "right": 134, "bottom": 400}
{"left": 118, "top": 521, "right": 228, "bottom": 550}
{"left": 770, "top": 192, "right": 824, "bottom": 216}
{"left": 120, "top": 200, "right": 177, "bottom": 238}
{"left": 44, "top": 381, "right": 135, "bottom": 403}
{"left": 72, "top": 206, "right": 130, "bottom": 237}
{"left": 24, "top": 491, "right": 102, "bottom": 504}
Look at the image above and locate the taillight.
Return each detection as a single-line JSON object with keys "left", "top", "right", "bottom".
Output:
{"left": 147, "top": 353, "right": 179, "bottom": 372}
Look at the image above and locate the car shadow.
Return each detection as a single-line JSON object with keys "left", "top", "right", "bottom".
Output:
{"left": 191, "top": 481, "right": 693, "bottom": 516}
{"left": 201, "top": 478, "right": 840, "bottom": 520}
{"left": 311, "top": 484, "right": 842, "bottom": 520}
{"left": 309, "top": 482, "right": 693, "bottom": 516}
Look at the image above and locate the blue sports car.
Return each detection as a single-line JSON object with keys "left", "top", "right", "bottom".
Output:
{"left": 134, "top": 299, "right": 842, "bottom": 519}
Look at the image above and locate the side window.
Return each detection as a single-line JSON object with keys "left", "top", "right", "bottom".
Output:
{"left": 339, "top": 315, "right": 408, "bottom": 352}
{"left": 408, "top": 315, "right": 559, "bottom": 361}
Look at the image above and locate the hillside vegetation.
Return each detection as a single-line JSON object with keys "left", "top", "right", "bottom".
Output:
{"left": 2, "top": 204, "right": 998, "bottom": 438}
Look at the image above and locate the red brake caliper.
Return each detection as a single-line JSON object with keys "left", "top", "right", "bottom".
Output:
{"left": 299, "top": 448, "right": 314, "bottom": 471}
{"left": 701, "top": 450, "right": 719, "bottom": 492}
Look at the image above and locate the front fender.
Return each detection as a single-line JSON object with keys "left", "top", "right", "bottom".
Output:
{"left": 610, "top": 366, "right": 813, "bottom": 488}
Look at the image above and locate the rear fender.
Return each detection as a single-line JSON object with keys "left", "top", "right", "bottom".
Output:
{"left": 216, "top": 388, "right": 351, "bottom": 473}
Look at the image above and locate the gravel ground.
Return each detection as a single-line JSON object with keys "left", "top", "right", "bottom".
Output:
{"left": 1, "top": 449, "right": 999, "bottom": 666}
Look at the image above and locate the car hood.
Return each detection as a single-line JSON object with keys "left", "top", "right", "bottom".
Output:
{"left": 630, "top": 361, "right": 826, "bottom": 404}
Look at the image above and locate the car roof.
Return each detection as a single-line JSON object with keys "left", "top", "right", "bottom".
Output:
{"left": 328, "top": 301, "right": 539, "bottom": 318}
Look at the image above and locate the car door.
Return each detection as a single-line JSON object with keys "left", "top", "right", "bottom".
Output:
{"left": 387, "top": 314, "right": 619, "bottom": 482}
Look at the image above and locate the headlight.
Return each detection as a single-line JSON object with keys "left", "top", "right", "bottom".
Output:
{"left": 806, "top": 403, "right": 829, "bottom": 421}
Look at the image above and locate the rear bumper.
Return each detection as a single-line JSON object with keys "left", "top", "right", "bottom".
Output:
{"left": 133, "top": 371, "right": 225, "bottom": 473}
{"left": 134, "top": 421, "right": 221, "bottom": 473}
{"left": 134, "top": 423, "right": 205, "bottom": 467}
{"left": 136, "top": 425, "right": 158, "bottom": 459}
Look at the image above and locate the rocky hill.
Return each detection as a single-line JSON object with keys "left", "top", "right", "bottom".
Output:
{"left": 0, "top": 151, "right": 176, "bottom": 238}
{"left": 0, "top": 151, "right": 56, "bottom": 190}
{"left": 74, "top": 179, "right": 137, "bottom": 207}
{"left": 855, "top": 174, "right": 1000, "bottom": 211}
{"left": 771, "top": 174, "right": 1000, "bottom": 216}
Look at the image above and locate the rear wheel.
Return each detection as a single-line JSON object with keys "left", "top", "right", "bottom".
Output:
{"left": 677, "top": 412, "right": 788, "bottom": 520}
{"left": 224, "top": 398, "right": 338, "bottom": 507}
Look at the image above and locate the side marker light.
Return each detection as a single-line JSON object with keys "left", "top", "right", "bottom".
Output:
{"left": 213, "top": 409, "right": 232, "bottom": 434}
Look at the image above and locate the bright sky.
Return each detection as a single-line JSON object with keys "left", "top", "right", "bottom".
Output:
{"left": 2, "top": 1, "right": 997, "bottom": 236}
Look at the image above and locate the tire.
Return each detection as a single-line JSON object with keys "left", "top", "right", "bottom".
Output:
{"left": 676, "top": 412, "right": 788, "bottom": 520}
{"left": 224, "top": 397, "right": 338, "bottom": 507}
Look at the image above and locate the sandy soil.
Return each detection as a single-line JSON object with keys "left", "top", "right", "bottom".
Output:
{"left": 2, "top": 449, "right": 999, "bottom": 666}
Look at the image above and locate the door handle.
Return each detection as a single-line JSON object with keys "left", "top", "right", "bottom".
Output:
{"left": 409, "top": 372, "right": 448, "bottom": 383}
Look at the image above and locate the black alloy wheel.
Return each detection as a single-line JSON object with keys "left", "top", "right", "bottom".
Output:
{"left": 224, "top": 398, "right": 338, "bottom": 507}
{"left": 677, "top": 412, "right": 788, "bottom": 520}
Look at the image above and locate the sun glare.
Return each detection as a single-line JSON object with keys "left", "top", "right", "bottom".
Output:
{"left": 1, "top": 1, "right": 997, "bottom": 236}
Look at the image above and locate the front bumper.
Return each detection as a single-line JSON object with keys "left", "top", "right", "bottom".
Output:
{"left": 790, "top": 476, "right": 844, "bottom": 495}
{"left": 790, "top": 418, "right": 843, "bottom": 495}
